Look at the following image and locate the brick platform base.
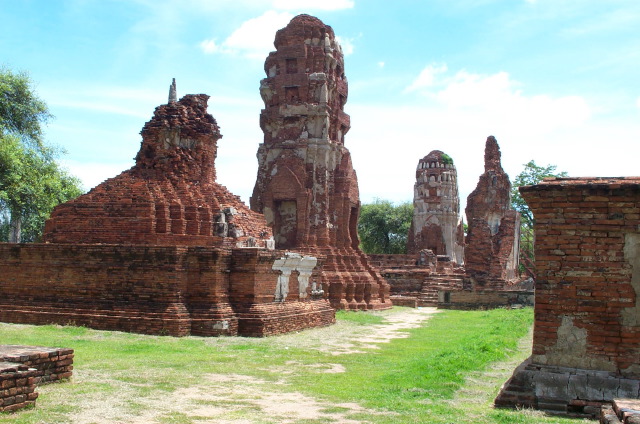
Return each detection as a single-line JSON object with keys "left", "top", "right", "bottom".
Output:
{"left": 0, "top": 362, "right": 38, "bottom": 412}
{"left": 0, "top": 345, "right": 74, "bottom": 384}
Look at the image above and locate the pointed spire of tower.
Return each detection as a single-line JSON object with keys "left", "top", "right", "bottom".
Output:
{"left": 168, "top": 78, "right": 177, "bottom": 103}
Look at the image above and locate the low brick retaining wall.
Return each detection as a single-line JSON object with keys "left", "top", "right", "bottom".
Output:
{"left": 0, "top": 345, "right": 74, "bottom": 384}
{"left": 0, "top": 362, "right": 38, "bottom": 412}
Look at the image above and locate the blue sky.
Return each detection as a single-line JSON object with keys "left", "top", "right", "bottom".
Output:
{"left": 2, "top": 0, "right": 639, "bottom": 213}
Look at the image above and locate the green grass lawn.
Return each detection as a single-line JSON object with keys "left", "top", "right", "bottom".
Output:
{"left": 0, "top": 307, "right": 595, "bottom": 424}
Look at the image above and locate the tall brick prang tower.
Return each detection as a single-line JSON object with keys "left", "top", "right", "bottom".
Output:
{"left": 407, "top": 150, "right": 464, "bottom": 264}
{"left": 250, "top": 14, "right": 391, "bottom": 310}
{"left": 464, "top": 136, "right": 520, "bottom": 286}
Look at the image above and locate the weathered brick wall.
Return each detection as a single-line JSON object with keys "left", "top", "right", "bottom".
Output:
{"left": 495, "top": 177, "right": 640, "bottom": 417}
{"left": 0, "top": 363, "right": 38, "bottom": 412}
{"left": 0, "top": 244, "right": 228, "bottom": 336}
{"left": 0, "top": 244, "right": 334, "bottom": 337}
{"left": 0, "top": 346, "right": 73, "bottom": 384}
{"left": 523, "top": 178, "right": 640, "bottom": 374}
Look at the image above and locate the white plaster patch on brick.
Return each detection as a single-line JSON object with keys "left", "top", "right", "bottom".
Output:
{"left": 272, "top": 252, "right": 318, "bottom": 301}
{"left": 540, "top": 315, "right": 616, "bottom": 372}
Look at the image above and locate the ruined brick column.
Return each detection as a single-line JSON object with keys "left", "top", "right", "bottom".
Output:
{"left": 495, "top": 177, "right": 640, "bottom": 417}
{"left": 464, "top": 136, "right": 520, "bottom": 287}
{"left": 250, "top": 14, "right": 391, "bottom": 310}
{"left": 407, "top": 150, "right": 464, "bottom": 264}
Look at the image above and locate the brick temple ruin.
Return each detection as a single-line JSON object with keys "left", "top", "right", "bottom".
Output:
{"left": 0, "top": 89, "right": 335, "bottom": 337}
{"left": 495, "top": 177, "right": 640, "bottom": 417}
{"left": 380, "top": 136, "right": 530, "bottom": 309}
{"left": 250, "top": 14, "right": 391, "bottom": 310}
{"left": 464, "top": 136, "right": 520, "bottom": 287}
{"left": 407, "top": 150, "right": 465, "bottom": 263}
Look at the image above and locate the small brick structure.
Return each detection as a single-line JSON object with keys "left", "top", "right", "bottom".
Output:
{"left": 495, "top": 177, "right": 640, "bottom": 417}
{"left": 250, "top": 14, "right": 391, "bottom": 311}
{"left": 407, "top": 150, "right": 465, "bottom": 264}
{"left": 0, "top": 345, "right": 74, "bottom": 384}
{"left": 0, "top": 362, "right": 38, "bottom": 412}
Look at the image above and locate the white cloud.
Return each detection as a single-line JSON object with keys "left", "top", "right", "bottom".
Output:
{"left": 378, "top": 61, "right": 385, "bottom": 68}
{"left": 272, "top": 0, "right": 354, "bottom": 11}
{"left": 199, "top": 39, "right": 220, "bottom": 54}
{"left": 404, "top": 64, "right": 448, "bottom": 92}
{"left": 335, "top": 35, "right": 355, "bottom": 56}
{"left": 200, "top": 11, "right": 293, "bottom": 59}
{"left": 405, "top": 64, "right": 591, "bottom": 129}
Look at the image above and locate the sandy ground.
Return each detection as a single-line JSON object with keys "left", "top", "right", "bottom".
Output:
{"left": 40, "top": 308, "right": 443, "bottom": 423}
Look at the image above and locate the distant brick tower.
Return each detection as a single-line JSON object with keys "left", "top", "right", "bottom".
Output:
{"left": 407, "top": 150, "right": 465, "bottom": 264}
{"left": 464, "top": 136, "right": 520, "bottom": 286}
{"left": 250, "top": 14, "right": 391, "bottom": 310}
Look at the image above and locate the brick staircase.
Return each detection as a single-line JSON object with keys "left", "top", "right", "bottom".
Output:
{"left": 418, "top": 276, "right": 463, "bottom": 306}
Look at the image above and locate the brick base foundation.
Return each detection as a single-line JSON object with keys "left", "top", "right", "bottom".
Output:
{"left": 0, "top": 346, "right": 74, "bottom": 385}
{"left": 495, "top": 357, "right": 640, "bottom": 418}
{"left": 0, "top": 362, "right": 38, "bottom": 413}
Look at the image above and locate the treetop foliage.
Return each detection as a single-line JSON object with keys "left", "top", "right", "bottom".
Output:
{"left": 0, "top": 67, "right": 51, "bottom": 150}
{"left": 358, "top": 199, "right": 413, "bottom": 254}
{"left": 511, "top": 160, "right": 568, "bottom": 228}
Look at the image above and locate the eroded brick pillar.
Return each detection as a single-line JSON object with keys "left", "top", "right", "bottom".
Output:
{"left": 495, "top": 177, "right": 640, "bottom": 417}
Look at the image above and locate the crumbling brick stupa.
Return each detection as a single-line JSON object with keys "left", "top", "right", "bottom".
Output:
{"left": 407, "top": 150, "right": 464, "bottom": 264}
{"left": 43, "top": 92, "right": 271, "bottom": 248}
{"left": 464, "top": 136, "right": 520, "bottom": 287}
{"left": 250, "top": 14, "right": 391, "bottom": 310}
{"left": 0, "top": 87, "right": 335, "bottom": 337}
{"left": 495, "top": 177, "right": 640, "bottom": 418}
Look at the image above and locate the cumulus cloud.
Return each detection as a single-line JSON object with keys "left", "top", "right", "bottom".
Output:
{"left": 200, "top": 11, "right": 293, "bottom": 58}
{"left": 272, "top": 0, "right": 354, "bottom": 10}
{"left": 404, "top": 64, "right": 448, "bottom": 92}
{"left": 199, "top": 39, "right": 219, "bottom": 54}
{"left": 405, "top": 63, "right": 591, "bottom": 129}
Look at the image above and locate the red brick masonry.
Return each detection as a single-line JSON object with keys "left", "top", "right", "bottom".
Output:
{"left": 0, "top": 345, "right": 73, "bottom": 384}
{"left": 0, "top": 362, "right": 38, "bottom": 413}
{"left": 0, "top": 245, "right": 334, "bottom": 337}
{"left": 495, "top": 177, "right": 640, "bottom": 418}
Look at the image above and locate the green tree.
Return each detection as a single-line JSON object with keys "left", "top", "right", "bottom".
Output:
{"left": 511, "top": 160, "right": 568, "bottom": 228}
{"left": 0, "top": 68, "right": 83, "bottom": 242}
{"left": 511, "top": 160, "right": 567, "bottom": 277}
{"left": 0, "top": 67, "right": 51, "bottom": 149}
{"left": 358, "top": 199, "right": 413, "bottom": 254}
